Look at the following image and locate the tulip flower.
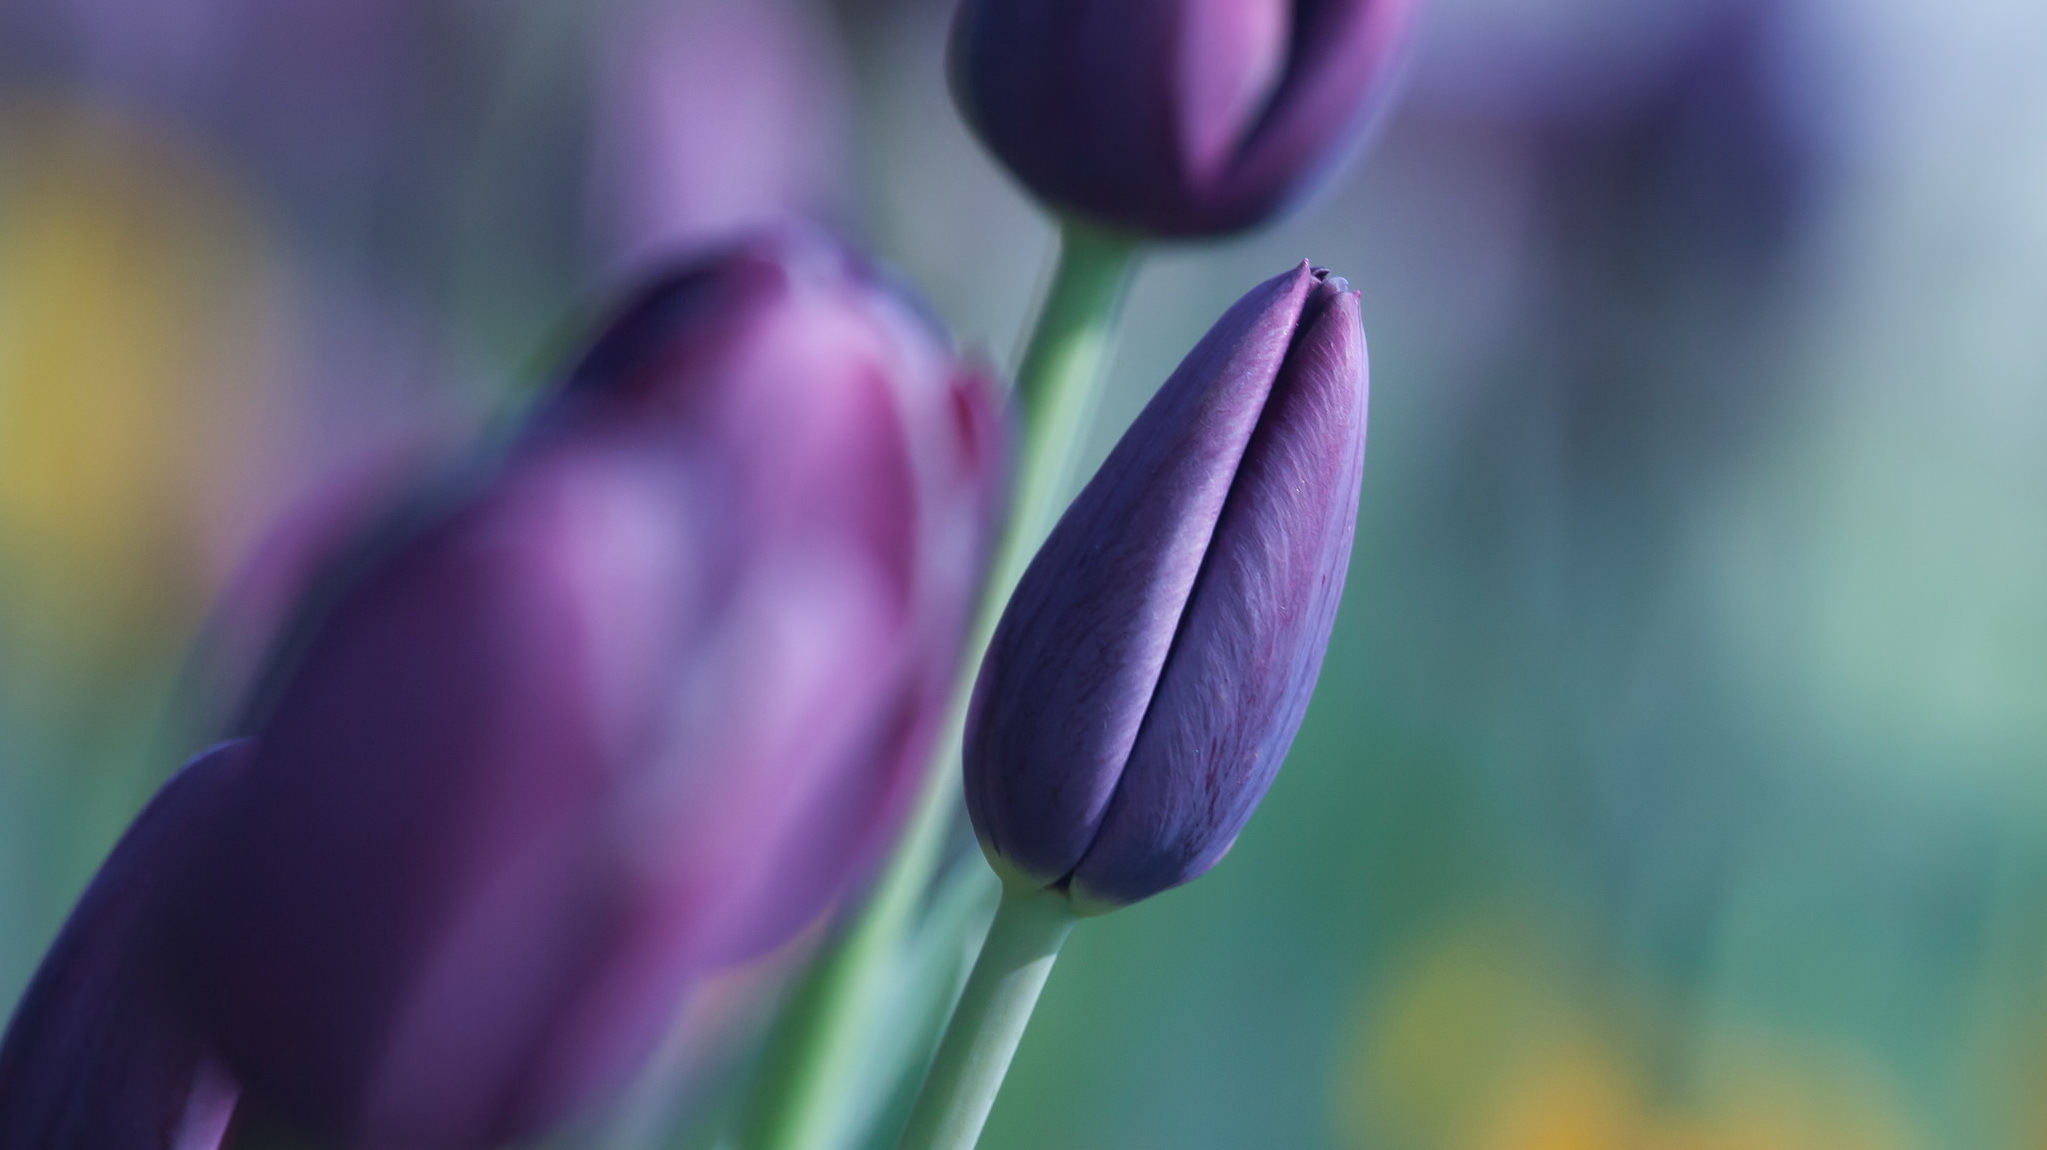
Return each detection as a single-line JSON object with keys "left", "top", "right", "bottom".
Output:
{"left": 157, "top": 227, "right": 1004, "bottom": 1148}
{"left": 965, "top": 260, "right": 1366, "bottom": 909}
{"left": 896, "top": 262, "right": 1364, "bottom": 1150}
{"left": 0, "top": 742, "right": 249, "bottom": 1150}
{"left": 775, "top": 14, "right": 1382, "bottom": 1133}
{"left": 949, "top": 0, "right": 1412, "bottom": 237}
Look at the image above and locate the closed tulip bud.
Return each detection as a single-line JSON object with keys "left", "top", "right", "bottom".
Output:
{"left": 965, "top": 261, "right": 1366, "bottom": 910}
{"left": 0, "top": 742, "right": 249, "bottom": 1150}
{"left": 949, "top": 0, "right": 1411, "bottom": 237}
{"left": 164, "top": 227, "right": 1005, "bottom": 1148}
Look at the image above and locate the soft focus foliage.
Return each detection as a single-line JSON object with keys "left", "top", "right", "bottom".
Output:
{"left": 5, "top": 0, "right": 2047, "bottom": 1147}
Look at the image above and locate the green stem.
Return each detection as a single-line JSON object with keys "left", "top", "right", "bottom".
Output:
{"left": 1004, "top": 220, "right": 1143, "bottom": 551}
{"left": 738, "top": 220, "right": 1138, "bottom": 1150}
{"left": 893, "top": 889, "right": 1077, "bottom": 1150}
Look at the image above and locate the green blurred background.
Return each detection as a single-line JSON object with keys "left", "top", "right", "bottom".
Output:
{"left": 6, "top": 0, "right": 2047, "bottom": 1147}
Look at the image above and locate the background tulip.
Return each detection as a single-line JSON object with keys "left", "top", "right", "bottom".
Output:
{"left": 948, "top": 0, "right": 1412, "bottom": 237}
{"left": 166, "top": 228, "right": 1004, "bottom": 1148}
{"left": 965, "top": 260, "right": 1366, "bottom": 909}
{"left": 0, "top": 742, "right": 249, "bottom": 1150}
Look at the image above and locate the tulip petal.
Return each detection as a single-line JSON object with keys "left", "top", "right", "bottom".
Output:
{"left": 949, "top": 0, "right": 1185, "bottom": 231}
{"left": 0, "top": 742, "right": 251, "bottom": 1150}
{"left": 178, "top": 442, "right": 716, "bottom": 1146}
{"left": 1175, "top": 0, "right": 1291, "bottom": 187}
{"left": 966, "top": 262, "right": 1319, "bottom": 884}
{"left": 1220, "top": 0, "right": 1412, "bottom": 225}
{"left": 1072, "top": 276, "right": 1367, "bottom": 907}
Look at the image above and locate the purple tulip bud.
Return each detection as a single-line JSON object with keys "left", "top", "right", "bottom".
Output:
{"left": 0, "top": 742, "right": 250, "bottom": 1150}
{"left": 949, "top": 0, "right": 1412, "bottom": 237}
{"left": 965, "top": 261, "right": 1366, "bottom": 910}
{"left": 166, "top": 228, "right": 1005, "bottom": 1147}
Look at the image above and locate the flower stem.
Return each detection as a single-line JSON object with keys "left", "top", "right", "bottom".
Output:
{"left": 1004, "top": 219, "right": 1143, "bottom": 549}
{"left": 737, "top": 220, "right": 1138, "bottom": 1150}
{"left": 893, "top": 888, "right": 1077, "bottom": 1150}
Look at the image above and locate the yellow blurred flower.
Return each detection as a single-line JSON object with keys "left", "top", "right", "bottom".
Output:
{"left": 1340, "top": 911, "right": 1598, "bottom": 1149}
{"left": 0, "top": 98, "right": 278, "bottom": 666}
{"left": 1474, "top": 1035, "right": 1641, "bottom": 1150}
{"left": 1336, "top": 910, "right": 1922, "bottom": 1150}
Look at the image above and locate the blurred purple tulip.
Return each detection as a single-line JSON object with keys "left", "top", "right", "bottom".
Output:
{"left": 948, "top": 0, "right": 1412, "bottom": 237}
{"left": 0, "top": 742, "right": 249, "bottom": 1150}
{"left": 163, "top": 227, "right": 1005, "bottom": 1147}
{"left": 965, "top": 261, "right": 1366, "bottom": 909}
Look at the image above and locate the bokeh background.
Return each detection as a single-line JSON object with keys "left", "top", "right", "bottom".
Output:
{"left": 5, "top": 0, "right": 2047, "bottom": 1147}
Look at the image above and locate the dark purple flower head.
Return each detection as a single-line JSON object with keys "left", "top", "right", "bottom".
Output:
{"left": 0, "top": 742, "right": 249, "bottom": 1150}
{"left": 165, "top": 227, "right": 1005, "bottom": 1148}
{"left": 965, "top": 261, "right": 1366, "bottom": 910}
{"left": 949, "top": 0, "right": 1412, "bottom": 237}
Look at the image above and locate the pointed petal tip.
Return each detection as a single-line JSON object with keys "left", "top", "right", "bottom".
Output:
{"left": 1305, "top": 265, "right": 1353, "bottom": 296}
{"left": 1298, "top": 269, "right": 1360, "bottom": 331}
{"left": 1279, "top": 259, "right": 1316, "bottom": 291}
